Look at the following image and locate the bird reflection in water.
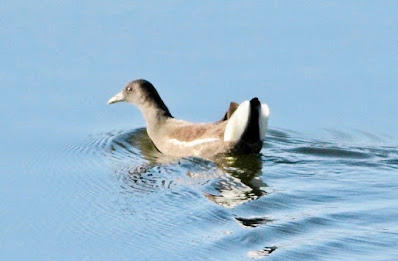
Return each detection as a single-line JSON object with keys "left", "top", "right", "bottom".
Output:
{"left": 107, "top": 128, "right": 269, "bottom": 208}
{"left": 205, "top": 154, "right": 268, "bottom": 208}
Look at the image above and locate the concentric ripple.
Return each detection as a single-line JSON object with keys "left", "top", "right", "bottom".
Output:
{"left": 53, "top": 127, "right": 398, "bottom": 260}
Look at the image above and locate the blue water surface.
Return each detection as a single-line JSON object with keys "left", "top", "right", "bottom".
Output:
{"left": 1, "top": 1, "right": 398, "bottom": 260}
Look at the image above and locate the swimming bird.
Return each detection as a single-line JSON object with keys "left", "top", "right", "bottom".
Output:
{"left": 108, "top": 79, "right": 270, "bottom": 158}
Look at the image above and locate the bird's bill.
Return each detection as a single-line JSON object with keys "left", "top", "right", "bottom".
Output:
{"left": 107, "top": 91, "right": 125, "bottom": 104}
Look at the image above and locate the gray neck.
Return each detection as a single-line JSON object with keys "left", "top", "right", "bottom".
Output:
{"left": 138, "top": 102, "right": 171, "bottom": 136}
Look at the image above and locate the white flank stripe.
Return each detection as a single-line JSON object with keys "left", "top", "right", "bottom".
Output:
{"left": 169, "top": 137, "right": 219, "bottom": 147}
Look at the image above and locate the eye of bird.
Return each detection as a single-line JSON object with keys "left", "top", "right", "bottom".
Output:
{"left": 126, "top": 86, "right": 133, "bottom": 92}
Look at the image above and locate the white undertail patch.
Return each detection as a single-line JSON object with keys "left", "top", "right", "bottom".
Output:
{"left": 224, "top": 100, "right": 250, "bottom": 142}
{"left": 259, "top": 103, "right": 270, "bottom": 140}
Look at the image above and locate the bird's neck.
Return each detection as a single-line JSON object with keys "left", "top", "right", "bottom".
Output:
{"left": 138, "top": 102, "right": 172, "bottom": 137}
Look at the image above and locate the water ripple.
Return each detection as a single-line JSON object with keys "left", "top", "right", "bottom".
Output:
{"left": 54, "top": 127, "right": 398, "bottom": 260}
{"left": 290, "top": 146, "right": 372, "bottom": 159}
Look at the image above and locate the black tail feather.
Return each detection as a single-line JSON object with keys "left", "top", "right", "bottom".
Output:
{"left": 240, "top": 97, "right": 261, "bottom": 143}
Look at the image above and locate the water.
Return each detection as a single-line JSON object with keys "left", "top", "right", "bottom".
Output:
{"left": 3, "top": 125, "right": 397, "bottom": 260}
{"left": 2, "top": 1, "right": 398, "bottom": 260}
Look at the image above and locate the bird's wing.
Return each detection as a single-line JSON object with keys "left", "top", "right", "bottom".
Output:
{"left": 220, "top": 102, "right": 239, "bottom": 121}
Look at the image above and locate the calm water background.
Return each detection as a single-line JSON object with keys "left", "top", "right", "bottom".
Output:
{"left": 1, "top": 1, "right": 398, "bottom": 260}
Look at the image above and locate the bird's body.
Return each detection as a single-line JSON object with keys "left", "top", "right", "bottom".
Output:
{"left": 146, "top": 118, "right": 229, "bottom": 157}
{"left": 108, "top": 79, "right": 269, "bottom": 158}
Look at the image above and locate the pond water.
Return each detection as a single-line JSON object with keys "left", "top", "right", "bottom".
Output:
{"left": 2, "top": 1, "right": 398, "bottom": 260}
{"left": 3, "top": 125, "right": 398, "bottom": 260}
